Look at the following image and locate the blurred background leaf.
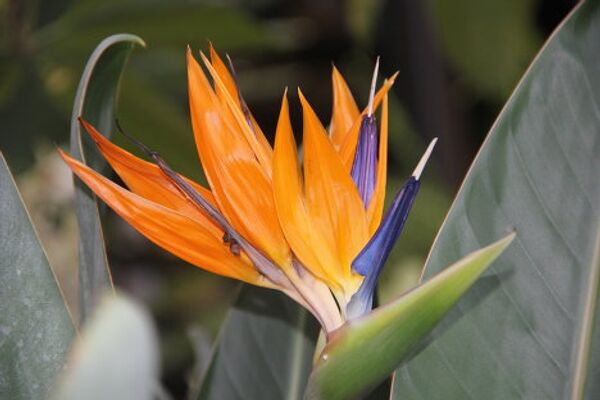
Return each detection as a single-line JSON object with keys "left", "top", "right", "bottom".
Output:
{"left": 392, "top": 1, "right": 600, "bottom": 398}
{"left": 426, "top": 0, "right": 541, "bottom": 100}
{"left": 0, "top": 153, "right": 75, "bottom": 399}
{"left": 51, "top": 293, "right": 160, "bottom": 400}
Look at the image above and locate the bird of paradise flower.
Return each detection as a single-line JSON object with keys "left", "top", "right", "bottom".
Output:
{"left": 59, "top": 45, "right": 437, "bottom": 337}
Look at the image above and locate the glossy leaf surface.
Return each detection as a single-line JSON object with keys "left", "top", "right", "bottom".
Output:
{"left": 392, "top": 2, "right": 600, "bottom": 398}
{"left": 0, "top": 154, "right": 75, "bottom": 399}
{"left": 197, "top": 286, "right": 319, "bottom": 400}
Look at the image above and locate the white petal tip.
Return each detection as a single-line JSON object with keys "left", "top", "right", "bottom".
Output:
{"left": 412, "top": 137, "right": 438, "bottom": 180}
{"left": 367, "top": 57, "right": 380, "bottom": 117}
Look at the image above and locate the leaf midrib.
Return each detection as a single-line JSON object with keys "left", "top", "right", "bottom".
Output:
{"left": 570, "top": 221, "right": 600, "bottom": 400}
{"left": 285, "top": 307, "right": 309, "bottom": 400}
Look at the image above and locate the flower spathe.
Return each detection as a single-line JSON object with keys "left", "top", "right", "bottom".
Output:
{"left": 60, "top": 45, "right": 435, "bottom": 336}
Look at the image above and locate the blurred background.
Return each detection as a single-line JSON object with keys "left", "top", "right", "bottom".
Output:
{"left": 1, "top": 0, "right": 577, "bottom": 396}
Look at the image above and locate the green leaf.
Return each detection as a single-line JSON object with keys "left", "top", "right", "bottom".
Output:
{"left": 197, "top": 285, "right": 319, "bottom": 400}
{"left": 51, "top": 293, "right": 160, "bottom": 400}
{"left": 392, "top": 2, "right": 600, "bottom": 399}
{"left": 70, "top": 33, "right": 145, "bottom": 323}
{"left": 0, "top": 153, "right": 76, "bottom": 399}
{"left": 304, "top": 233, "right": 514, "bottom": 400}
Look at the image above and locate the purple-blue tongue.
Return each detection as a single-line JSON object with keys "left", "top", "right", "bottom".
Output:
{"left": 348, "top": 138, "right": 437, "bottom": 318}
{"left": 351, "top": 115, "right": 379, "bottom": 206}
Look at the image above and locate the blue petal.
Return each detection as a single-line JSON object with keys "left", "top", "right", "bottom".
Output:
{"left": 351, "top": 115, "right": 378, "bottom": 207}
{"left": 347, "top": 177, "right": 420, "bottom": 318}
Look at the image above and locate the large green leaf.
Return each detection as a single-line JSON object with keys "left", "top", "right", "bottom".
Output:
{"left": 196, "top": 285, "right": 319, "bottom": 400}
{"left": 70, "top": 33, "right": 144, "bottom": 323}
{"left": 392, "top": 2, "right": 600, "bottom": 398}
{"left": 305, "top": 234, "right": 515, "bottom": 400}
{"left": 0, "top": 153, "right": 76, "bottom": 399}
{"left": 51, "top": 293, "right": 160, "bottom": 400}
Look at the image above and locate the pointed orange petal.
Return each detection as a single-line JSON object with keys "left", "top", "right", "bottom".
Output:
{"left": 366, "top": 93, "right": 388, "bottom": 233}
{"left": 330, "top": 66, "right": 359, "bottom": 151}
{"left": 208, "top": 42, "right": 239, "bottom": 105}
{"left": 59, "top": 149, "right": 268, "bottom": 286}
{"left": 187, "top": 50, "right": 289, "bottom": 267}
{"left": 208, "top": 45, "right": 273, "bottom": 162}
{"left": 200, "top": 51, "right": 273, "bottom": 177}
{"left": 299, "top": 90, "right": 368, "bottom": 289}
{"left": 80, "top": 119, "right": 217, "bottom": 225}
{"left": 247, "top": 112, "right": 274, "bottom": 163}
{"left": 338, "top": 73, "right": 398, "bottom": 169}
{"left": 272, "top": 93, "right": 342, "bottom": 290}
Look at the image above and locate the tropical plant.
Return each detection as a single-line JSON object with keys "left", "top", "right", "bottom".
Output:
{"left": 1, "top": 1, "right": 598, "bottom": 399}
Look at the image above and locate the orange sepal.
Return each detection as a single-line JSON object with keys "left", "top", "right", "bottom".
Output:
{"left": 330, "top": 66, "right": 359, "bottom": 151}
{"left": 272, "top": 93, "right": 342, "bottom": 290}
{"left": 338, "top": 73, "right": 398, "bottom": 170}
{"left": 79, "top": 119, "right": 218, "bottom": 228}
{"left": 208, "top": 42, "right": 239, "bottom": 106}
{"left": 299, "top": 89, "right": 367, "bottom": 289}
{"left": 187, "top": 50, "right": 290, "bottom": 267}
{"left": 59, "top": 149, "right": 268, "bottom": 286}
{"left": 207, "top": 45, "right": 273, "bottom": 164}
{"left": 200, "top": 51, "right": 273, "bottom": 177}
